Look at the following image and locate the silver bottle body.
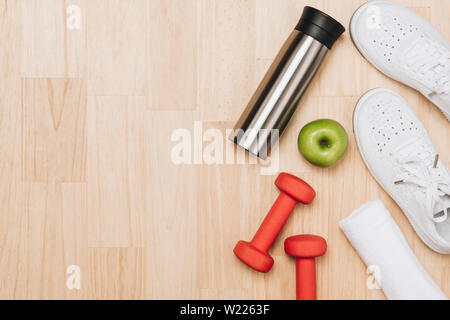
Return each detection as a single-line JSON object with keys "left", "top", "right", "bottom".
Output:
{"left": 230, "top": 30, "right": 329, "bottom": 159}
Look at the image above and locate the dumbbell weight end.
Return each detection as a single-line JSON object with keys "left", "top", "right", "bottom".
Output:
{"left": 234, "top": 173, "right": 316, "bottom": 273}
{"left": 234, "top": 193, "right": 297, "bottom": 273}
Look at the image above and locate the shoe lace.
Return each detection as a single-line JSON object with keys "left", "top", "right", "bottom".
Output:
{"left": 404, "top": 38, "right": 450, "bottom": 95}
{"left": 395, "top": 153, "right": 450, "bottom": 223}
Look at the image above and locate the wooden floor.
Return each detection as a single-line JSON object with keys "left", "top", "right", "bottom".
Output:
{"left": 0, "top": 0, "right": 448, "bottom": 300}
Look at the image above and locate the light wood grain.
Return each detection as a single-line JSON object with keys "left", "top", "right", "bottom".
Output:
{"left": 87, "top": 96, "right": 147, "bottom": 248}
{"left": 21, "top": 0, "right": 86, "bottom": 77}
{"left": 0, "top": 0, "right": 448, "bottom": 300}
{"left": 87, "top": 0, "right": 146, "bottom": 95}
{"left": 147, "top": 0, "right": 198, "bottom": 109}
{"left": 22, "top": 78, "right": 87, "bottom": 182}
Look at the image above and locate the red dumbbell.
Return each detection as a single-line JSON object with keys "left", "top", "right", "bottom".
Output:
{"left": 234, "top": 173, "right": 315, "bottom": 273}
{"left": 284, "top": 234, "right": 327, "bottom": 300}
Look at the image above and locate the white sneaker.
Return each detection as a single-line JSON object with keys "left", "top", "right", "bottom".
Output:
{"left": 350, "top": 0, "right": 450, "bottom": 120}
{"left": 353, "top": 88, "right": 450, "bottom": 254}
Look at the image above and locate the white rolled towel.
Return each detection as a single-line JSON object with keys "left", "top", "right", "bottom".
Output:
{"left": 339, "top": 200, "right": 447, "bottom": 300}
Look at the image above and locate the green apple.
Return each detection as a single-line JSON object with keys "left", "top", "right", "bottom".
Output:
{"left": 297, "top": 119, "right": 348, "bottom": 168}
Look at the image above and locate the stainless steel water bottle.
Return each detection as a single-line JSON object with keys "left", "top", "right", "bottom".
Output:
{"left": 230, "top": 7, "right": 345, "bottom": 159}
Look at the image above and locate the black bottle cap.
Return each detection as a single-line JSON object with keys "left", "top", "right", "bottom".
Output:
{"left": 295, "top": 6, "right": 345, "bottom": 49}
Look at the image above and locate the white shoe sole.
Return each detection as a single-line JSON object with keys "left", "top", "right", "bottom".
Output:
{"left": 353, "top": 88, "right": 449, "bottom": 254}
{"left": 350, "top": 1, "right": 450, "bottom": 121}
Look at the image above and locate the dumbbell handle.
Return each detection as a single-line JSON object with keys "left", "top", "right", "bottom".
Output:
{"left": 251, "top": 192, "right": 297, "bottom": 253}
{"left": 296, "top": 258, "right": 317, "bottom": 300}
